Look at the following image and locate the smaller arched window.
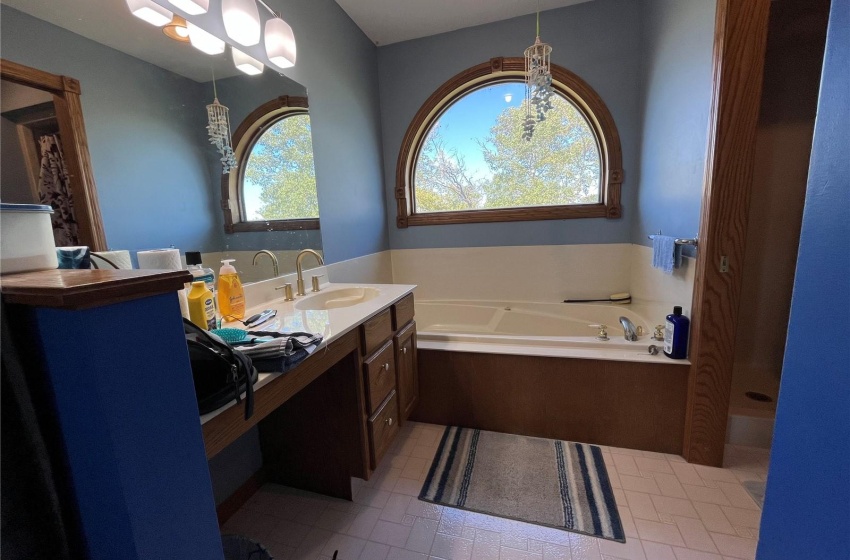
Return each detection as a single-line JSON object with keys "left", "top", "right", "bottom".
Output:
{"left": 221, "top": 96, "right": 319, "bottom": 233}
{"left": 395, "top": 58, "right": 623, "bottom": 227}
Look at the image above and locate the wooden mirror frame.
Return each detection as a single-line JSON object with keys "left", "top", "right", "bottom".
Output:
{"left": 220, "top": 95, "right": 320, "bottom": 234}
{"left": 1, "top": 59, "right": 107, "bottom": 251}
{"left": 395, "top": 57, "right": 623, "bottom": 228}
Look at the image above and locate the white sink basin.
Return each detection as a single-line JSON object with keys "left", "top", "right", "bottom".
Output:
{"left": 295, "top": 287, "right": 381, "bottom": 311}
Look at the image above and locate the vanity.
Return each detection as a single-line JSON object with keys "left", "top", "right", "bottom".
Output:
{"left": 202, "top": 282, "right": 418, "bottom": 502}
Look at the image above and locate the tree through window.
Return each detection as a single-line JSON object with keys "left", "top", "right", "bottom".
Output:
{"left": 395, "top": 58, "right": 622, "bottom": 227}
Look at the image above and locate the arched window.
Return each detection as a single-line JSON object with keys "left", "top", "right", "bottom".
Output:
{"left": 221, "top": 96, "right": 319, "bottom": 233}
{"left": 395, "top": 58, "right": 623, "bottom": 227}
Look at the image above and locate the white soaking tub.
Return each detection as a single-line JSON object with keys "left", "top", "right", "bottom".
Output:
{"left": 415, "top": 300, "right": 686, "bottom": 364}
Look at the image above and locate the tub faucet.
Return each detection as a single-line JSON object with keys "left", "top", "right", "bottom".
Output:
{"left": 295, "top": 249, "right": 324, "bottom": 296}
{"left": 619, "top": 316, "right": 639, "bottom": 341}
{"left": 252, "top": 250, "right": 279, "bottom": 278}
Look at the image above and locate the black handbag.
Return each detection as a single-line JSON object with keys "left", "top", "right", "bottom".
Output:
{"left": 183, "top": 319, "right": 258, "bottom": 419}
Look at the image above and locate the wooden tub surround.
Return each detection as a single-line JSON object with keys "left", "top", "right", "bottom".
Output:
{"left": 411, "top": 350, "right": 689, "bottom": 455}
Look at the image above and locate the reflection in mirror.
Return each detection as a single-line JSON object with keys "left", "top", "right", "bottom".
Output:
{"left": 0, "top": 0, "right": 321, "bottom": 283}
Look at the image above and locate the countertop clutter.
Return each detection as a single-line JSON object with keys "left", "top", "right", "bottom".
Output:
{"left": 202, "top": 282, "right": 416, "bottom": 424}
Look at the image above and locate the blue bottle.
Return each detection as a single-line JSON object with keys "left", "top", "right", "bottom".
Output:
{"left": 663, "top": 306, "right": 690, "bottom": 359}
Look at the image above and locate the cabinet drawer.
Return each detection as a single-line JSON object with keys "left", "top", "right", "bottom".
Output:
{"left": 391, "top": 294, "right": 415, "bottom": 330}
{"left": 360, "top": 309, "right": 392, "bottom": 356}
{"left": 368, "top": 390, "right": 400, "bottom": 468}
{"left": 364, "top": 340, "right": 396, "bottom": 414}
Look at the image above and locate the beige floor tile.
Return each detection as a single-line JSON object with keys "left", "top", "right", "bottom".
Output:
{"left": 613, "top": 487, "right": 628, "bottom": 506}
{"left": 612, "top": 454, "right": 642, "bottom": 476}
{"left": 388, "top": 546, "right": 427, "bottom": 560}
{"left": 471, "top": 529, "right": 501, "bottom": 560}
{"left": 598, "top": 537, "right": 647, "bottom": 560}
{"left": 650, "top": 495, "right": 699, "bottom": 519}
{"left": 346, "top": 505, "right": 383, "bottom": 539}
{"left": 314, "top": 508, "right": 356, "bottom": 533}
{"left": 354, "top": 487, "right": 392, "bottom": 509}
{"left": 402, "top": 457, "right": 431, "bottom": 480}
{"left": 625, "top": 490, "right": 660, "bottom": 521}
{"left": 719, "top": 506, "right": 761, "bottom": 530}
{"left": 671, "top": 463, "right": 706, "bottom": 487}
{"left": 430, "top": 532, "right": 474, "bottom": 560}
{"left": 652, "top": 473, "right": 689, "bottom": 499}
{"left": 381, "top": 493, "right": 414, "bottom": 523}
{"left": 542, "top": 541, "right": 571, "bottom": 560}
{"left": 359, "top": 541, "right": 390, "bottom": 559}
{"left": 411, "top": 444, "right": 440, "bottom": 460}
{"left": 294, "top": 526, "right": 334, "bottom": 559}
{"left": 635, "top": 457, "right": 675, "bottom": 475}
{"left": 501, "top": 529, "right": 530, "bottom": 551}
{"left": 568, "top": 534, "right": 602, "bottom": 560}
{"left": 609, "top": 446, "right": 646, "bottom": 457}
{"left": 321, "top": 533, "right": 366, "bottom": 558}
{"left": 621, "top": 474, "right": 662, "bottom": 495}
{"left": 671, "top": 547, "right": 723, "bottom": 560}
{"left": 407, "top": 498, "right": 443, "bottom": 520}
{"left": 682, "top": 485, "right": 732, "bottom": 507}
{"left": 371, "top": 520, "right": 414, "bottom": 548}
{"left": 673, "top": 516, "right": 718, "bottom": 553}
{"left": 618, "top": 506, "right": 639, "bottom": 539}
{"left": 641, "top": 540, "right": 677, "bottom": 560}
{"left": 716, "top": 483, "right": 758, "bottom": 510}
{"left": 270, "top": 518, "right": 313, "bottom": 549}
{"left": 406, "top": 517, "right": 440, "bottom": 554}
{"left": 437, "top": 508, "right": 467, "bottom": 537}
{"left": 395, "top": 477, "right": 424, "bottom": 497}
{"left": 694, "top": 465, "right": 740, "bottom": 484}
{"left": 692, "top": 503, "right": 736, "bottom": 535}
{"left": 634, "top": 518, "right": 686, "bottom": 547}
{"left": 501, "top": 546, "right": 544, "bottom": 560}
{"left": 709, "top": 533, "right": 757, "bottom": 559}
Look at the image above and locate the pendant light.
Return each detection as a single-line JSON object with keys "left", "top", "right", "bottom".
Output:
{"left": 232, "top": 48, "right": 264, "bottom": 75}
{"left": 126, "top": 0, "right": 173, "bottom": 27}
{"left": 265, "top": 17, "right": 296, "bottom": 69}
{"left": 188, "top": 22, "right": 225, "bottom": 55}
{"left": 168, "top": 0, "right": 209, "bottom": 16}
{"left": 222, "top": 0, "right": 261, "bottom": 46}
{"left": 163, "top": 15, "right": 190, "bottom": 42}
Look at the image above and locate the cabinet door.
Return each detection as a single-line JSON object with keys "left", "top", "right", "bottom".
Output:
{"left": 394, "top": 321, "right": 419, "bottom": 423}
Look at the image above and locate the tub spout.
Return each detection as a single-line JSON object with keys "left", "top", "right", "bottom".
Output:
{"left": 619, "top": 316, "right": 638, "bottom": 341}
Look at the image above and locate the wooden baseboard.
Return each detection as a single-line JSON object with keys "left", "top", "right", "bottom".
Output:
{"left": 216, "top": 469, "right": 266, "bottom": 526}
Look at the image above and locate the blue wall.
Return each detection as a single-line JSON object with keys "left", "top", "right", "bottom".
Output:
{"left": 377, "top": 0, "right": 643, "bottom": 249}
{"left": 757, "top": 1, "right": 850, "bottom": 558}
{"left": 1, "top": 6, "right": 220, "bottom": 253}
{"left": 631, "top": 0, "right": 715, "bottom": 248}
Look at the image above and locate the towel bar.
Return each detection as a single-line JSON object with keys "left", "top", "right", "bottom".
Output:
{"left": 647, "top": 234, "right": 699, "bottom": 247}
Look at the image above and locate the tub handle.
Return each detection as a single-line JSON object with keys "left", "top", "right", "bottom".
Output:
{"left": 589, "top": 324, "right": 609, "bottom": 341}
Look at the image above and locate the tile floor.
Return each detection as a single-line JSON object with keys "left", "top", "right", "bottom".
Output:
{"left": 223, "top": 422, "right": 771, "bottom": 560}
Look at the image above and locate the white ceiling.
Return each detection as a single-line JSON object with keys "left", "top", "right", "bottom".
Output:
{"left": 334, "top": 0, "right": 595, "bottom": 46}
{"left": 3, "top": 0, "right": 240, "bottom": 82}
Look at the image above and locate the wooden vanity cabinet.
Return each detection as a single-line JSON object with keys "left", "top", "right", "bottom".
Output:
{"left": 394, "top": 321, "right": 419, "bottom": 424}
{"left": 360, "top": 293, "right": 418, "bottom": 470}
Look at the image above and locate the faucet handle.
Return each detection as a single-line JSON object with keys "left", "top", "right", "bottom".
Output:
{"left": 311, "top": 274, "right": 324, "bottom": 292}
{"left": 589, "top": 324, "right": 609, "bottom": 341}
{"left": 275, "top": 283, "right": 295, "bottom": 301}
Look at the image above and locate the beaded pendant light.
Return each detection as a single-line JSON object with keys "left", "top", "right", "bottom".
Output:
{"left": 523, "top": 2, "right": 554, "bottom": 141}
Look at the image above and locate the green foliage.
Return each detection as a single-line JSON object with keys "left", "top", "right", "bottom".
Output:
{"left": 413, "top": 95, "right": 601, "bottom": 212}
{"left": 244, "top": 114, "right": 319, "bottom": 220}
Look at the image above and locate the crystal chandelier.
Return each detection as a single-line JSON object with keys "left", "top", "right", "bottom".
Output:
{"left": 206, "top": 77, "right": 238, "bottom": 174}
{"left": 523, "top": 5, "right": 553, "bottom": 141}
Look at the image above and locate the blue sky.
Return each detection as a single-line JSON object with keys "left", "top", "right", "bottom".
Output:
{"left": 426, "top": 82, "right": 526, "bottom": 180}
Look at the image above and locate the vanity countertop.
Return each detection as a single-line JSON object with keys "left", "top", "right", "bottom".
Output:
{"left": 200, "top": 282, "right": 416, "bottom": 424}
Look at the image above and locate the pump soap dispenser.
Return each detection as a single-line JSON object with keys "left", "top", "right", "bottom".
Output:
{"left": 217, "top": 259, "right": 246, "bottom": 321}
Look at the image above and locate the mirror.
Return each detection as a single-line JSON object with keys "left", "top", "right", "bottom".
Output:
{"left": 0, "top": 0, "right": 322, "bottom": 283}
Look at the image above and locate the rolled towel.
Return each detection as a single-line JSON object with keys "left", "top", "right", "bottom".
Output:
{"left": 651, "top": 235, "right": 681, "bottom": 274}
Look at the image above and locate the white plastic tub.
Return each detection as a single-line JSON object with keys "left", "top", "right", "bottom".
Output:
{"left": 0, "top": 203, "right": 58, "bottom": 274}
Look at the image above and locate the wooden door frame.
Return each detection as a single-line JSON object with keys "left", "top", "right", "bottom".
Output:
{"left": 1, "top": 59, "right": 107, "bottom": 251}
{"left": 683, "top": 0, "right": 772, "bottom": 466}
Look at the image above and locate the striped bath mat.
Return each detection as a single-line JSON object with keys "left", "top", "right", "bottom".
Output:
{"left": 419, "top": 426, "right": 625, "bottom": 542}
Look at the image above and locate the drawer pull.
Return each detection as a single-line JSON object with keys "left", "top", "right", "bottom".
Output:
{"left": 383, "top": 362, "right": 390, "bottom": 371}
{"left": 402, "top": 347, "right": 408, "bottom": 354}
{"left": 385, "top": 417, "right": 393, "bottom": 426}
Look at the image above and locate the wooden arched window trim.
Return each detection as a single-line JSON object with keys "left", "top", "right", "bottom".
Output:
{"left": 395, "top": 57, "right": 623, "bottom": 228}
{"left": 221, "top": 95, "right": 319, "bottom": 234}
{"left": 1, "top": 59, "right": 107, "bottom": 250}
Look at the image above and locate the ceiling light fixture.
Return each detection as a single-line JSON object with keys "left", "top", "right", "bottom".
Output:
{"left": 187, "top": 22, "right": 226, "bottom": 54}
{"left": 222, "top": 0, "right": 261, "bottom": 46}
{"left": 232, "top": 47, "right": 264, "bottom": 75}
{"left": 163, "top": 15, "right": 190, "bottom": 42}
{"left": 126, "top": 0, "right": 173, "bottom": 27}
{"left": 264, "top": 17, "right": 296, "bottom": 69}
{"left": 168, "top": 0, "right": 209, "bottom": 16}
{"left": 523, "top": 1, "right": 553, "bottom": 141}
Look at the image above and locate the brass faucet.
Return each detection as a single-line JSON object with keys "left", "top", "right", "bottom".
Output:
{"left": 295, "top": 249, "right": 324, "bottom": 296}
{"left": 252, "top": 250, "right": 279, "bottom": 278}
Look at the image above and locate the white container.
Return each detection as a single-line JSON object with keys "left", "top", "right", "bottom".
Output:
{"left": 0, "top": 203, "right": 59, "bottom": 275}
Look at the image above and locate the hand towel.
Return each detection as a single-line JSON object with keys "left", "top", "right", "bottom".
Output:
{"left": 652, "top": 235, "right": 681, "bottom": 274}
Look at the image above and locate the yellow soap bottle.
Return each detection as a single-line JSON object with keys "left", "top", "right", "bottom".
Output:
{"left": 187, "top": 281, "right": 216, "bottom": 330}
{"left": 217, "top": 259, "right": 246, "bottom": 321}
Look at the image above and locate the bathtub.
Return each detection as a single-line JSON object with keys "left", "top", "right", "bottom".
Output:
{"left": 415, "top": 299, "right": 685, "bottom": 364}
